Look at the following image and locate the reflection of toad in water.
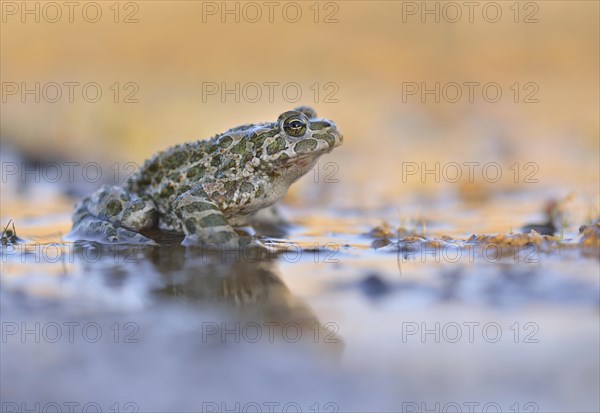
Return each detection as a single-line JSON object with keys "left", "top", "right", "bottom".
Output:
{"left": 150, "top": 243, "right": 344, "bottom": 359}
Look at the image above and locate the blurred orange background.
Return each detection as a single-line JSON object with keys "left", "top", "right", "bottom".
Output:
{"left": 1, "top": 1, "right": 598, "bottom": 224}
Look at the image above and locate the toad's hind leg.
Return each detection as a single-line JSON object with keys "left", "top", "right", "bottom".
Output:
{"left": 70, "top": 185, "right": 158, "bottom": 244}
{"left": 174, "top": 188, "right": 239, "bottom": 247}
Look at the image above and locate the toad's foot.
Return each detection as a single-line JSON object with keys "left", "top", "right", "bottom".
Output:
{"left": 69, "top": 218, "right": 157, "bottom": 244}
{"left": 69, "top": 185, "right": 158, "bottom": 245}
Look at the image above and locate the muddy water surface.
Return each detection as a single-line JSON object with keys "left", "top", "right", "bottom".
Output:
{"left": 1, "top": 150, "right": 598, "bottom": 412}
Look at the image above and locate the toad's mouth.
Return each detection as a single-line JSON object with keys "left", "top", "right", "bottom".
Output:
{"left": 280, "top": 148, "right": 333, "bottom": 168}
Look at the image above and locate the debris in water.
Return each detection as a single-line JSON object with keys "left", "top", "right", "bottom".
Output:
{"left": 359, "top": 273, "right": 392, "bottom": 298}
{"left": 1, "top": 220, "right": 22, "bottom": 245}
{"left": 579, "top": 222, "right": 600, "bottom": 249}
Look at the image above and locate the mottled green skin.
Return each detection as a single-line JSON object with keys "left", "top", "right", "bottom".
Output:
{"left": 70, "top": 107, "right": 343, "bottom": 246}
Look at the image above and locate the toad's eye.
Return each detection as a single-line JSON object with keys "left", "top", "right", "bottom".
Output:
{"left": 283, "top": 118, "right": 307, "bottom": 137}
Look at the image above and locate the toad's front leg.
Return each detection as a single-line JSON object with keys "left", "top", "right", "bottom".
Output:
{"left": 174, "top": 187, "right": 240, "bottom": 247}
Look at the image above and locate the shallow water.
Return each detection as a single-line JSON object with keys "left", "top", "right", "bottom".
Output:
{"left": 1, "top": 153, "right": 599, "bottom": 412}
